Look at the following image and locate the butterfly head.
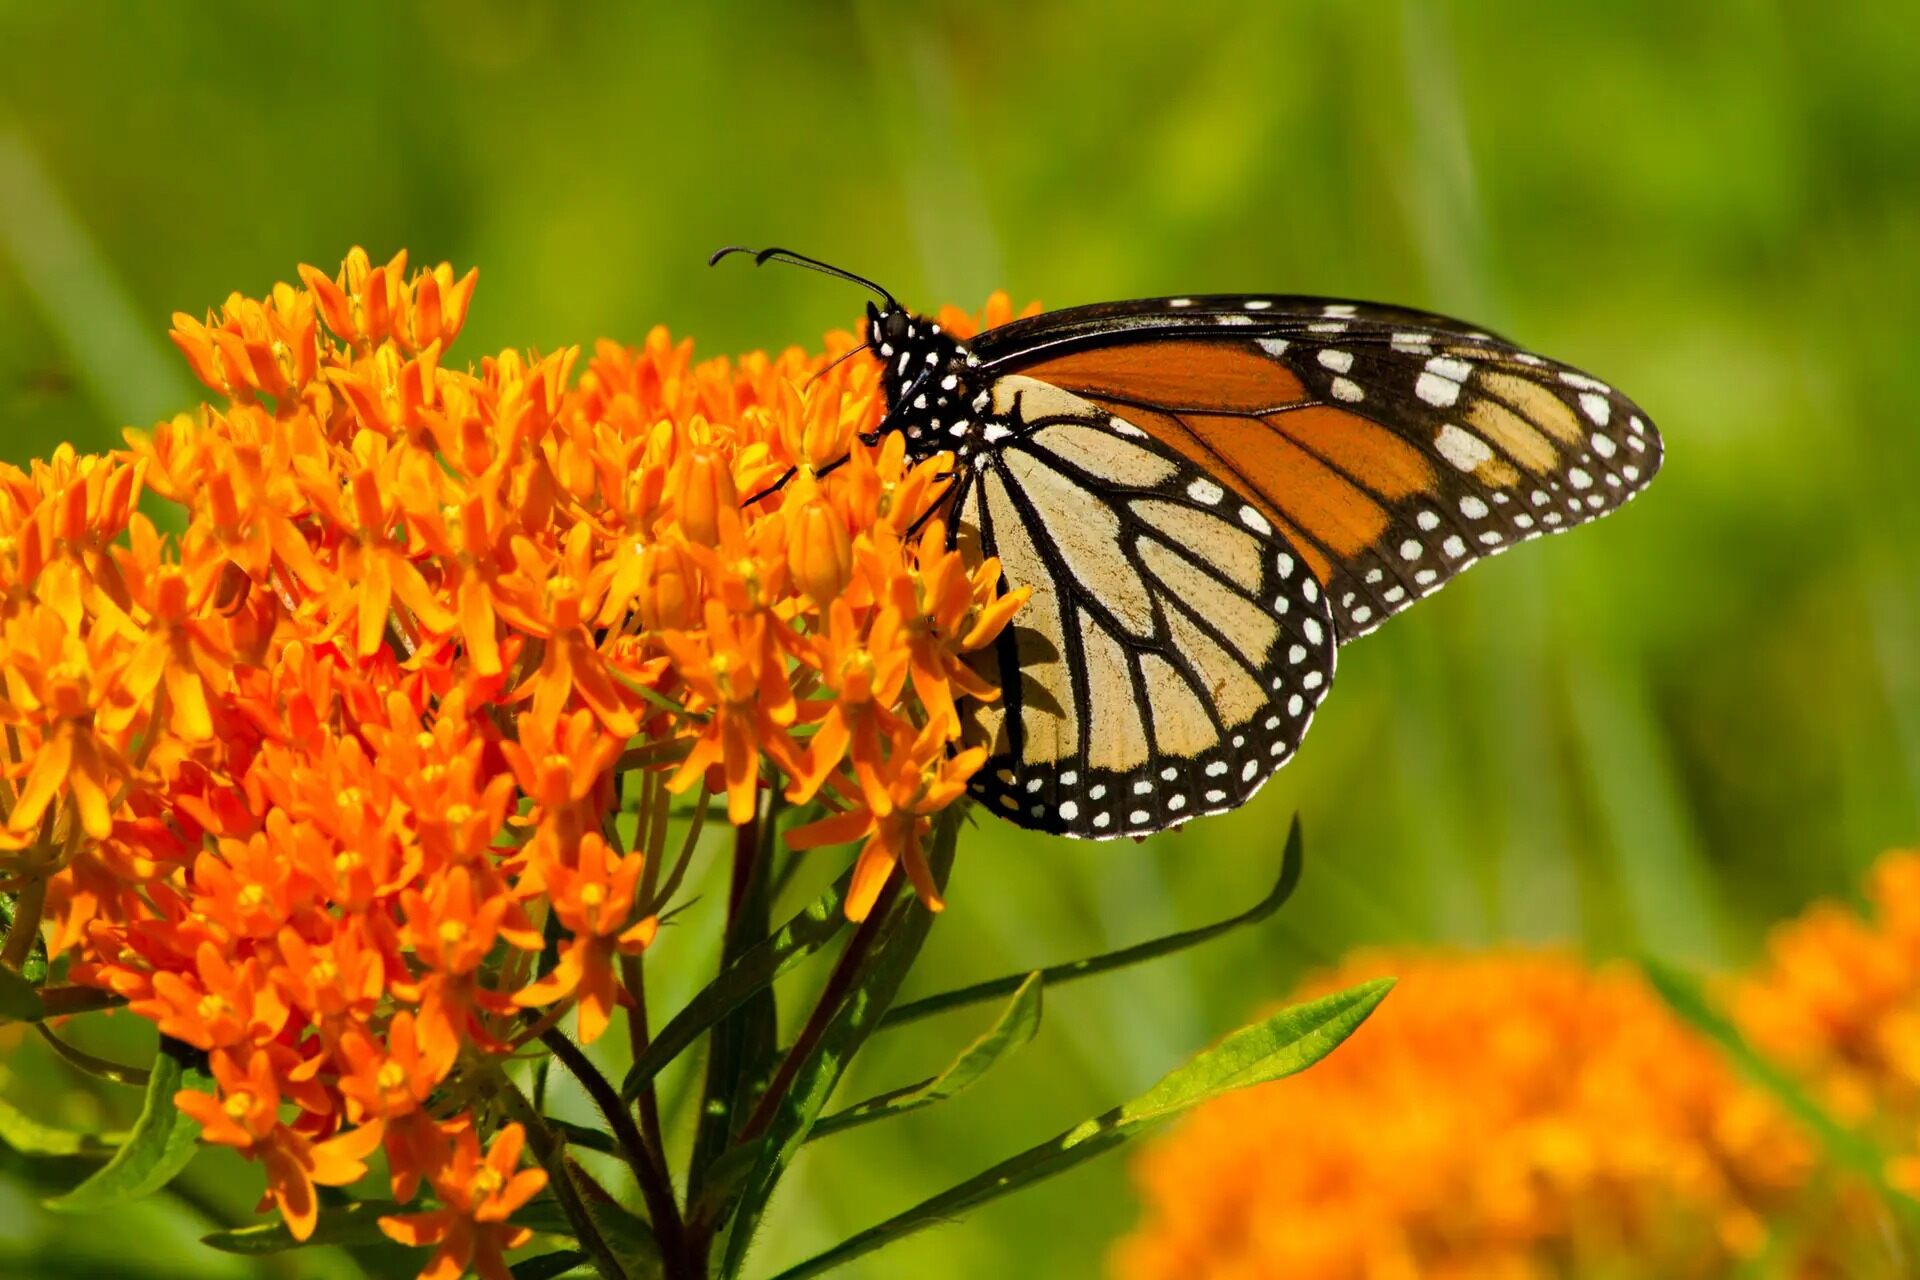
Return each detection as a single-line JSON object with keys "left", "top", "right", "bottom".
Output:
{"left": 709, "top": 245, "right": 981, "bottom": 460}
{"left": 862, "top": 299, "right": 980, "bottom": 456}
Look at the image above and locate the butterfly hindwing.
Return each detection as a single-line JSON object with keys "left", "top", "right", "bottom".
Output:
{"left": 951, "top": 378, "right": 1337, "bottom": 838}
{"left": 973, "top": 295, "right": 1663, "bottom": 641}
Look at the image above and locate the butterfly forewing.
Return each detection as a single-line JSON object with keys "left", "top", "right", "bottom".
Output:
{"left": 973, "top": 295, "right": 1663, "bottom": 640}
{"left": 951, "top": 381, "right": 1337, "bottom": 839}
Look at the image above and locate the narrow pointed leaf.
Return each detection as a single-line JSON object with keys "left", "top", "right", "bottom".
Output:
{"left": 544, "top": 1115, "right": 624, "bottom": 1158}
{"left": 768, "top": 978, "right": 1392, "bottom": 1280}
{"left": 1642, "top": 957, "right": 1920, "bottom": 1225}
{"left": 44, "top": 1035, "right": 208, "bottom": 1212}
{"left": 623, "top": 862, "right": 853, "bottom": 1103}
{"left": 720, "top": 810, "right": 962, "bottom": 1278}
{"left": 204, "top": 1198, "right": 578, "bottom": 1254}
{"left": 512, "top": 1251, "right": 591, "bottom": 1279}
{"left": 0, "top": 1088, "right": 125, "bottom": 1158}
{"left": 813, "top": 971, "right": 1042, "bottom": 1140}
{"left": 882, "top": 815, "right": 1304, "bottom": 1030}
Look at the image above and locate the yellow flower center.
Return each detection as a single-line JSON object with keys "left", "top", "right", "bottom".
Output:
{"left": 474, "top": 1167, "right": 505, "bottom": 1198}
{"left": 579, "top": 883, "right": 608, "bottom": 909}
{"left": 439, "top": 920, "right": 468, "bottom": 946}
{"left": 196, "top": 994, "right": 230, "bottom": 1022}
{"left": 334, "top": 850, "right": 365, "bottom": 875}
{"left": 236, "top": 884, "right": 268, "bottom": 909}
{"left": 310, "top": 959, "right": 339, "bottom": 985}
{"left": 377, "top": 1061, "right": 408, "bottom": 1091}
{"left": 445, "top": 803, "right": 474, "bottom": 826}
{"left": 223, "top": 1091, "right": 255, "bottom": 1120}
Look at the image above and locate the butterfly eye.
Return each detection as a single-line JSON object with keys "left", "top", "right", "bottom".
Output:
{"left": 878, "top": 308, "right": 911, "bottom": 348}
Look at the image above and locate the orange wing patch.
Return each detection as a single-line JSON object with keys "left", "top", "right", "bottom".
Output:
{"left": 1022, "top": 341, "right": 1307, "bottom": 412}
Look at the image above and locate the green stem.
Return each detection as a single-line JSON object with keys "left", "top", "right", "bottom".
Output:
{"left": 541, "top": 1027, "right": 686, "bottom": 1268}
{"left": 498, "top": 1077, "right": 630, "bottom": 1280}
{"left": 2, "top": 875, "right": 47, "bottom": 973}
{"left": 736, "top": 868, "right": 901, "bottom": 1146}
{"left": 35, "top": 1024, "right": 150, "bottom": 1087}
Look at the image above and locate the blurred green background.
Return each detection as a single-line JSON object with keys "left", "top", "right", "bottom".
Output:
{"left": 3, "top": 1, "right": 1918, "bottom": 1276}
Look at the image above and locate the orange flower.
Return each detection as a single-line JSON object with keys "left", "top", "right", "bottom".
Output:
{"left": 1, "top": 602, "right": 133, "bottom": 841}
{"left": 176, "top": 1048, "right": 384, "bottom": 1242}
{"left": 134, "top": 940, "right": 287, "bottom": 1051}
{"left": 660, "top": 600, "right": 806, "bottom": 824}
{"left": 511, "top": 833, "right": 658, "bottom": 1043}
{"left": 379, "top": 1122, "right": 548, "bottom": 1280}
{"left": 788, "top": 717, "right": 982, "bottom": 921}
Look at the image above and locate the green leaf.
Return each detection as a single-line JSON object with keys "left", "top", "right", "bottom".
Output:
{"left": 512, "top": 1251, "right": 591, "bottom": 1279}
{"left": 1641, "top": 956, "right": 1920, "bottom": 1227}
{"left": 719, "top": 811, "right": 962, "bottom": 1278}
{"left": 44, "top": 1035, "right": 208, "bottom": 1212}
{"left": 543, "top": 1115, "right": 624, "bottom": 1159}
{"left": 0, "top": 964, "right": 45, "bottom": 1023}
{"left": 622, "top": 860, "right": 853, "bottom": 1103}
{"left": 881, "top": 814, "right": 1305, "bottom": 1030}
{"left": 205, "top": 1197, "right": 578, "bottom": 1254}
{"left": 766, "top": 977, "right": 1392, "bottom": 1280}
{"left": 0, "top": 1088, "right": 125, "bottom": 1158}
{"left": 812, "top": 971, "right": 1042, "bottom": 1141}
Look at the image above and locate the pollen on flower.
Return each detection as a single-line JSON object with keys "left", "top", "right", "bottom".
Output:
{"left": 0, "top": 246, "right": 1027, "bottom": 1273}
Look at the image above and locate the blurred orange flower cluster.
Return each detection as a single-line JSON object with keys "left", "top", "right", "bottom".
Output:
{"left": 0, "top": 248, "right": 1025, "bottom": 1267}
{"left": 1115, "top": 949, "right": 1813, "bottom": 1280}
{"left": 1738, "top": 849, "right": 1920, "bottom": 1195}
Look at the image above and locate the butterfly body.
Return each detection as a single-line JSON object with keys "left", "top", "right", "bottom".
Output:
{"left": 715, "top": 252, "right": 1662, "bottom": 841}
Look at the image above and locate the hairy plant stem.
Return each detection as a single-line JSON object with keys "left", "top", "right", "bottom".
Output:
{"left": 737, "top": 867, "right": 902, "bottom": 1145}
{"left": 541, "top": 1026, "right": 687, "bottom": 1269}
{"left": 499, "top": 1077, "right": 630, "bottom": 1280}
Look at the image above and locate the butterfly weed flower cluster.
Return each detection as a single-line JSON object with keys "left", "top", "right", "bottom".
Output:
{"left": 1116, "top": 949, "right": 1813, "bottom": 1280}
{"left": 1121, "top": 860, "right": 1920, "bottom": 1280}
{"left": 0, "top": 249, "right": 1030, "bottom": 1274}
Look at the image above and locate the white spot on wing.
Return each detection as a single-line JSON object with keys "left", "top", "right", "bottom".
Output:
{"left": 1417, "top": 372, "right": 1461, "bottom": 407}
{"left": 1187, "top": 478, "right": 1224, "bottom": 505}
{"left": 1435, "top": 423, "right": 1492, "bottom": 471}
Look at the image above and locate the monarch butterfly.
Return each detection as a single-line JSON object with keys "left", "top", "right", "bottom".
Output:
{"left": 715, "top": 247, "right": 1663, "bottom": 840}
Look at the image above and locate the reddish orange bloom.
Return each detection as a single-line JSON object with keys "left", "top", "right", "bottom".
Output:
{"left": 511, "top": 832, "right": 658, "bottom": 1044}
{"left": 789, "top": 717, "right": 985, "bottom": 921}
{"left": 379, "top": 1122, "right": 548, "bottom": 1280}
{"left": 1, "top": 602, "right": 133, "bottom": 841}
{"left": 176, "top": 1048, "right": 384, "bottom": 1242}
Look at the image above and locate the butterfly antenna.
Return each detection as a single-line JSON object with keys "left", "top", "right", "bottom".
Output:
{"left": 709, "top": 245, "right": 900, "bottom": 311}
